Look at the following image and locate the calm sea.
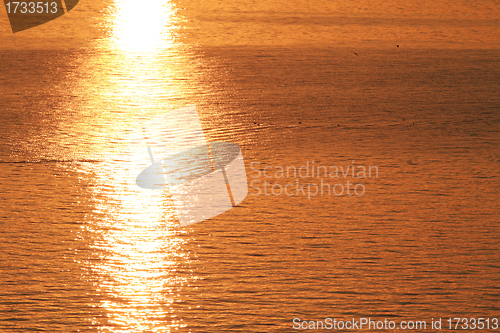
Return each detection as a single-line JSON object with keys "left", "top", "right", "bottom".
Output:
{"left": 1, "top": 0, "right": 499, "bottom": 332}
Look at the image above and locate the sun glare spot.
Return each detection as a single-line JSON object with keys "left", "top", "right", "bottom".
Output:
{"left": 111, "top": 0, "right": 177, "bottom": 52}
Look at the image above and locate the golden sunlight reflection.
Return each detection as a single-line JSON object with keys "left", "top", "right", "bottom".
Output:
{"left": 67, "top": 0, "right": 204, "bottom": 331}
{"left": 110, "top": 0, "right": 178, "bottom": 52}
{"left": 78, "top": 159, "right": 196, "bottom": 332}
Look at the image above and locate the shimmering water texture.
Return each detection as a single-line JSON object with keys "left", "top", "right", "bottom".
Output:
{"left": 0, "top": 0, "right": 499, "bottom": 332}
{"left": 3, "top": 0, "right": 79, "bottom": 33}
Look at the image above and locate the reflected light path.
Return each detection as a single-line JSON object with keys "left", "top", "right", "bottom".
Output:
{"left": 72, "top": 0, "right": 202, "bottom": 331}
{"left": 80, "top": 163, "right": 194, "bottom": 332}
{"left": 83, "top": 173, "right": 191, "bottom": 332}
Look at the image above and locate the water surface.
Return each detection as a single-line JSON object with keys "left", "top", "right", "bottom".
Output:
{"left": 0, "top": 0, "right": 499, "bottom": 331}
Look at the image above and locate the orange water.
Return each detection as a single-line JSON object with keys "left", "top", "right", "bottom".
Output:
{"left": 0, "top": 0, "right": 499, "bottom": 332}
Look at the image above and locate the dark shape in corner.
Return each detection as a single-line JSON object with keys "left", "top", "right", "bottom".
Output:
{"left": 4, "top": 0, "right": 79, "bottom": 33}
{"left": 64, "top": 0, "right": 79, "bottom": 11}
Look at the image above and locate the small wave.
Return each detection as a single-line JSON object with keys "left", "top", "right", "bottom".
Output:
{"left": 0, "top": 159, "right": 102, "bottom": 164}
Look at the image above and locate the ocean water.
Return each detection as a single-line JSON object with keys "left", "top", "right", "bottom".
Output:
{"left": 0, "top": 0, "right": 499, "bottom": 332}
